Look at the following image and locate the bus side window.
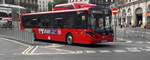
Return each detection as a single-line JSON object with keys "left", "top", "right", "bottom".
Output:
{"left": 36, "top": 15, "right": 48, "bottom": 28}
{"left": 31, "top": 18, "right": 38, "bottom": 27}
{"left": 76, "top": 13, "right": 88, "bottom": 29}
{"left": 63, "top": 13, "right": 75, "bottom": 28}
{"left": 55, "top": 17, "right": 64, "bottom": 28}
{"left": 23, "top": 16, "right": 32, "bottom": 28}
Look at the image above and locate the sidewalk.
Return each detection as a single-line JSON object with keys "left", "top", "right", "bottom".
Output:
{"left": 0, "top": 28, "right": 35, "bottom": 45}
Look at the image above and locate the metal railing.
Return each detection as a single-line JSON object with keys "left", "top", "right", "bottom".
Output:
{"left": 116, "top": 27, "right": 150, "bottom": 42}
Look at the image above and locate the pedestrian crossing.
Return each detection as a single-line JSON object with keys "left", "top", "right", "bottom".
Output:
{"left": 117, "top": 38, "right": 150, "bottom": 44}
{"left": 21, "top": 38, "right": 150, "bottom": 55}
{"left": 25, "top": 46, "right": 150, "bottom": 55}
{"left": 124, "top": 40, "right": 150, "bottom": 44}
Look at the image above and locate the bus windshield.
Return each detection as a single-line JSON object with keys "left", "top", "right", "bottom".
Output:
{"left": 89, "top": 13, "right": 113, "bottom": 34}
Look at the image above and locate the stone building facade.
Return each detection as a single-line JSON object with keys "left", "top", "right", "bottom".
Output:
{"left": 116, "top": 0, "right": 150, "bottom": 28}
{"left": 37, "top": 0, "right": 49, "bottom": 12}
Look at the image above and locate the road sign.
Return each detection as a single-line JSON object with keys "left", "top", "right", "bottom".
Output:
{"left": 112, "top": 8, "right": 119, "bottom": 15}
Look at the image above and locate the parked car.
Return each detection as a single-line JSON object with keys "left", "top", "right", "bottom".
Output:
{"left": 0, "top": 17, "right": 12, "bottom": 28}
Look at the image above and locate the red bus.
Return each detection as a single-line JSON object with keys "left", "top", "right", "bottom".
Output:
{"left": 20, "top": 8, "right": 114, "bottom": 45}
{"left": 54, "top": 3, "right": 96, "bottom": 11}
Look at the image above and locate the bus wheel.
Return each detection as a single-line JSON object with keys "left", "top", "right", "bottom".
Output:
{"left": 66, "top": 34, "right": 73, "bottom": 45}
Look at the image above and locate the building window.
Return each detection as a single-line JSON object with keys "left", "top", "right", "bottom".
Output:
{"left": 90, "top": 0, "right": 94, "bottom": 3}
{"left": 98, "top": 0, "right": 101, "bottom": 4}
{"left": 39, "top": 1, "right": 41, "bottom": 3}
{"left": 94, "top": 0, "right": 97, "bottom": 4}
{"left": 106, "top": 0, "right": 108, "bottom": 2}
{"left": 111, "top": 0, "right": 113, "bottom": 2}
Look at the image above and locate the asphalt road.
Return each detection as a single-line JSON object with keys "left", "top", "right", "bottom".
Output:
{"left": 1, "top": 37, "right": 150, "bottom": 60}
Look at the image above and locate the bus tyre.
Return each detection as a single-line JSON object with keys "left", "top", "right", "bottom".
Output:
{"left": 66, "top": 34, "right": 73, "bottom": 45}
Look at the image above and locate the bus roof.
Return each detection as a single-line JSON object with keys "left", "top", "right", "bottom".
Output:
{"left": 22, "top": 8, "right": 90, "bottom": 16}
{"left": 55, "top": 2, "right": 89, "bottom": 7}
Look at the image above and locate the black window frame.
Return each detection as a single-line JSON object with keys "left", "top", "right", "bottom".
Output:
{"left": 21, "top": 11, "right": 90, "bottom": 29}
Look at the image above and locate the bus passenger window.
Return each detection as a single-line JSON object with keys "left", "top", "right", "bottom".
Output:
{"left": 55, "top": 17, "right": 64, "bottom": 28}
{"left": 31, "top": 18, "right": 38, "bottom": 27}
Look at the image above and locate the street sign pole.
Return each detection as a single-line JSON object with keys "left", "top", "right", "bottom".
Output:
{"left": 114, "top": 14, "right": 117, "bottom": 42}
{"left": 112, "top": 8, "right": 119, "bottom": 42}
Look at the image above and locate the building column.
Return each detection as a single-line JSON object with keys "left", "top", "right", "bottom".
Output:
{"left": 131, "top": 12, "right": 136, "bottom": 27}
{"left": 131, "top": 5, "right": 137, "bottom": 27}
{"left": 142, "top": 5, "right": 147, "bottom": 28}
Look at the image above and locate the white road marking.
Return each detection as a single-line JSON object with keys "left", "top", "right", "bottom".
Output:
{"left": 139, "top": 48, "right": 150, "bottom": 52}
{"left": 54, "top": 48, "right": 74, "bottom": 52}
{"left": 125, "top": 40, "right": 133, "bottom": 43}
{"left": 99, "top": 50, "right": 111, "bottom": 53}
{"left": 113, "top": 50, "right": 127, "bottom": 53}
{"left": 22, "top": 46, "right": 34, "bottom": 55}
{"left": 43, "top": 44, "right": 64, "bottom": 48}
{"left": 0, "top": 38, "right": 29, "bottom": 47}
{"left": 30, "top": 46, "right": 39, "bottom": 54}
{"left": 22, "top": 46, "right": 31, "bottom": 54}
{"left": 75, "top": 51, "right": 84, "bottom": 54}
{"left": 135, "top": 41, "right": 144, "bottom": 44}
{"left": 31, "top": 52, "right": 71, "bottom": 55}
{"left": 85, "top": 50, "right": 96, "bottom": 54}
{"left": 23, "top": 47, "right": 150, "bottom": 55}
{"left": 126, "top": 47, "right": 141, "bottom": 52}
{"left": 116, "top": 38, "right": 133, "bottom": 43}
{"left": 143, "top": 49, "right": 150, "bottom": 52}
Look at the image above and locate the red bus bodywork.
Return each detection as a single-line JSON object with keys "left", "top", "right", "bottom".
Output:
{"left": 33, "top": 28, "right": 113, "bottom": 44}
{"left": 20, "top": 8, "right": 113, "bottom": 44}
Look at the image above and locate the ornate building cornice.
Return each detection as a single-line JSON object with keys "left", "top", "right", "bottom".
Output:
{"left": 118, "top": 0, "right": 148, "bottom": 8}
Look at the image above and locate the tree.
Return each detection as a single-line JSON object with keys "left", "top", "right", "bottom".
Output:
{"left": 54, "top": 0, "right": 67, "bottom": 4}
{"left": 48, "top": 0, "right": 67, "bottom": 11}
